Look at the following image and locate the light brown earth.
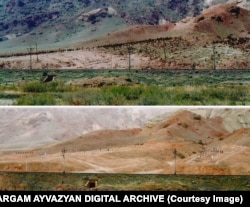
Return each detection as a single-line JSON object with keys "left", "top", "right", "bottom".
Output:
{"left": 0, "top": 49, "right": 151, "bottom": 70}
{"left": 0, "top": 109, "right": 249, "bottom": 175}
{"left": 0, "top": 2, "right": 249, "bottom": 70}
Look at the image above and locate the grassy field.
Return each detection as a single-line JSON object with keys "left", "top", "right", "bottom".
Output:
{"left": 1, "top": 69, "right": 250, "bottom": 105}
{"left": 0, "top": 171, "right": 250, "bottom": 191}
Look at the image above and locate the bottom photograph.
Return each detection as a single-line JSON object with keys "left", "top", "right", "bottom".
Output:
{"left": 0, "top": 106, "right": 249, "bottom": 191}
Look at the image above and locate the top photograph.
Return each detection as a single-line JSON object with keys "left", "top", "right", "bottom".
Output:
{"left": 0, "top": 0, "right": 249, "bottom": 106}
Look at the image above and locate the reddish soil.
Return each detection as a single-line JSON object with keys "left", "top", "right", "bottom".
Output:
{"left": 0, "top": 110, "right": 249, "bottom": 175}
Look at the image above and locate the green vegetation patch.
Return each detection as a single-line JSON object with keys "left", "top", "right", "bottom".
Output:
{"left": 0, "top": 172, "right": 249, "bottom": 191}
{"left": 1, "top": 69, "right": 250, "bottom": 105}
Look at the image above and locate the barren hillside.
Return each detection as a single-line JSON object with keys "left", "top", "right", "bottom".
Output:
{"left": 0, "top": 107, "right": 249, "bottom": 175}
{"left": 0, "top": 107, "right": 172, "bottom": 151}
{"left": 0, "top": 0, "right": 231, "bottom": 53}
{"left": 82, "top": 2, "right": 249, "bottom": 69}
{"left": 81, "top": 2, "right": 250, "bottom": 47}
{"left": 1, "top": 1, "right": 249, "bottom": 69}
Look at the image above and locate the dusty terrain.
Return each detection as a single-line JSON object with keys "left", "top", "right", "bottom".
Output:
{"left": 0, "top": 49, "right": 151, "bottom": 70}
{"left": 0, "top": 2, "right": 249, "bottom": 70}
{"left": 0, "top": 107, "right": 249, "bottom": 176}
{"left": 0, "top": 107, "right": 171, "bottom": 150}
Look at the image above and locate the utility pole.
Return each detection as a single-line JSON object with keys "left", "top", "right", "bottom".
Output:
{"left": 173, "top": 148, "right": 177, "bottom": 175}
{"left": 128, "top": 46, "right": 132, "bottom": 71}
{"left": 27, "top": 46, "right": 34, "bottom": 70}
{"left": 36, "top": 43, "right": 39, "bottom": 62}
{"left": 213, "top": 45, "right": 216, "bottom": 70}
{"left": 111, "top": 54, "right": 113, "bottom": 69}
{"left": 163, "top": 42, "right": 167, "bottom": 62}
{"left": 61, "top": 147, "right": 66, "bottom": 173}
{"left": 26, "top": 159, "right": 28, "bottom": 172}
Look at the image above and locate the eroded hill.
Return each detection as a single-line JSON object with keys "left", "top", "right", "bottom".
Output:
{"left": 0, "top": 108, "right": 249, "bottom": 175}
{"left": 81, "top": 2, "right": 250, "bottom": 69}
{"left": 0, "top": 0, "right": 230, "bottom": 52}
{"left": 1, "top": 1, "right": 249, "bottom": 69}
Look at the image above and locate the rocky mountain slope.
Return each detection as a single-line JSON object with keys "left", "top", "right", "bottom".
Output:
{"left": 0, "top": 0, "right": 230, "bottom": 52}
{"left": 1, "top": 107, "right": 250, "bottom": 151}
{"left": 0, "top": 107, "right": 250, "bottom": 175}
{"left": 0, "top": 107, "right": 171, "bottom": 150}
{"left": 81, "top": 2, "right": 250, "bottom": 69}
{"left": 1, "top": 1, "right": 248, "bottom": 69}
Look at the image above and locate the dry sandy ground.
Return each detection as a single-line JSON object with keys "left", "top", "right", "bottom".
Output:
{"left": 0, "top": 108, "right": 250, "bottom": 175}
{"left": 0, "top": 49, "right": 152, "bottom": 70}
{"left": 0, "top": 139, "right": 249, "bottom": 175}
